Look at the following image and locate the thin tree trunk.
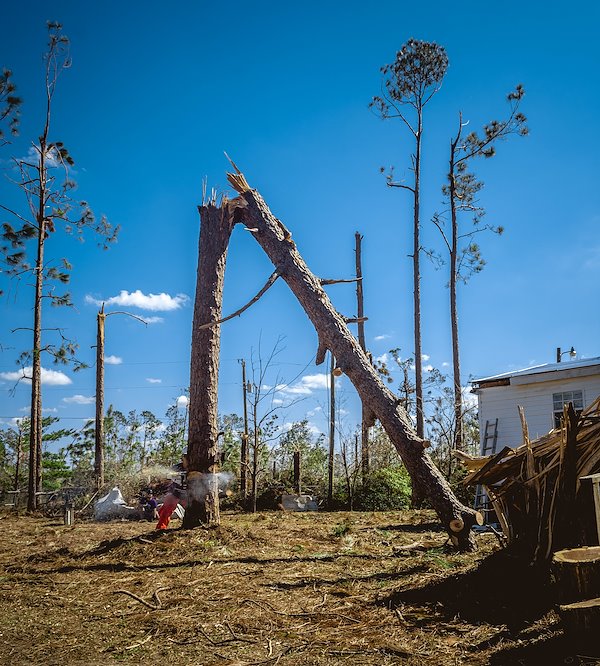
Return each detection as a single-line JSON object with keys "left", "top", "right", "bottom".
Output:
{"left": 28, "top": 186, "right": 46, "bottom": 511}
{"left": 226, "top": 173, "right": 480, "bottom": 549}
{"left": 14, "top": 429, "right": 22, "bottom": 493}
{"left": 448, "top": 136, "right": 463, "bottom": 452}
{"left": 413, "top": 111, "right": 424, "bottom": 439}
{"left": 184, "top": 203, "right": 234, "bottom": 528}
{"left": 95, "top": 305, "right": 105, "bottom": 489}
{"left": 355, "top": 232, "right": 374, "bottom": 478}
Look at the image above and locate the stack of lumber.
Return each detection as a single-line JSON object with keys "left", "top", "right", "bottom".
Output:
{"left": 461, "top": 396, "right": 600, "bottom": 561}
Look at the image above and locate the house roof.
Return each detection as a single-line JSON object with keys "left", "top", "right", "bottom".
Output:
{"left": 471, "top": 356, "right": 600, "bottom": 390}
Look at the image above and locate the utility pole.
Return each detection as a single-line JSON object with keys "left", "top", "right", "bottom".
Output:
{"left": 94, "top": 307, "right": 146, "bottom": 490}
{"left": 95, "top": 305, "right": 106, "bottom": 490}
{"left": 328, "top": 352, "right": 336, "bottom": 505}
{"left": 355, "top": 231, "right": 372, "bottom": 479}
{"left": 239, "top": 359, "right": 249, "bottom": 499}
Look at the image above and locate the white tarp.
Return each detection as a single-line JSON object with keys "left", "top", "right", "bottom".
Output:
{"left": 281, "top": 493, "right": 319, "bottom": 512}
{"left": 94, "top": 487, "right": 138, "bottom": 521}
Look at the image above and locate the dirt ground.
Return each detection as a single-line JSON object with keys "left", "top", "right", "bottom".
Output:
{"left": 0, "top": 509, "right": 594, "bottom": 666}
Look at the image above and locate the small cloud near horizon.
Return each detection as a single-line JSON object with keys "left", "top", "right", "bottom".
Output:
{"left": 146, "top": 378, "right": 162, "bottom": 384}
{"left": 85, "top": 290, "right": 189, "bottom": 312}
{"left": 374, "top": 334, "right": 391, "bottom": 342}
{"left": 105, "top": 355, "right": 122, "bottom": 365}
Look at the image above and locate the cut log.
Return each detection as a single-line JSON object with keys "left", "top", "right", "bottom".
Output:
{"left": 552, "top": 546, "right": 600, "bottom": 605}
{"left": 224, "top": 171, "right": 479, "bottom": 550}
{"left": 558, "top": 597, "right": 600, "bottom": 657}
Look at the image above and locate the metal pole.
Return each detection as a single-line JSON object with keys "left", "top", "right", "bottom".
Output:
{"left": 240, "top": 359, "right": 249, "bottom": 499}
{"left": 328, "top": 352, "right": 335, "bottom": 505}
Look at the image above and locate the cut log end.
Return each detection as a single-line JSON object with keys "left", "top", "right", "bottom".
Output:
{"left": 450, "top": 518, "right": 465, "bottom": 533}
{"left": 553, "top": 546, "right": 600, "bottom": 564}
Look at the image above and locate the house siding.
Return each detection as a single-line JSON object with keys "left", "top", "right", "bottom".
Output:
{"left": 477, "top": 374, "right": 600, "bottom": 454}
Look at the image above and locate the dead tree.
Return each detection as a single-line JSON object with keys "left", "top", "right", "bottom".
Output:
{"left": 184, "top": 202, "right": 234, "bottom": 528}
{"left": 224, "top": 168, "right": 481, "bottom": 550}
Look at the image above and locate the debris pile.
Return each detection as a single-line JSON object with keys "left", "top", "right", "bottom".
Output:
{"left": 461, "top": 396, "right": 600, "bottom": 560}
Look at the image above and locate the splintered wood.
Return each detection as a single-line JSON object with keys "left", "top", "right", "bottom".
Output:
{"left": 461, "top": 396, "right": 600, "bottom": 561}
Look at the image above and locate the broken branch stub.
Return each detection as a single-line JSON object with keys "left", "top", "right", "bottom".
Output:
{"left": 224, "top": 171, "right": 479, "bottom": 550}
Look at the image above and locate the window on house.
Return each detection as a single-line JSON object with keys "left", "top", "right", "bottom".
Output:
{"left": 552, "top": 390, "right": 584, "bottom": 428}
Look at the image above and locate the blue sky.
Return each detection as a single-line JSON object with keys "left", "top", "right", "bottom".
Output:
{"left": 1, "top": 1, "right": 599, "bottom": 448}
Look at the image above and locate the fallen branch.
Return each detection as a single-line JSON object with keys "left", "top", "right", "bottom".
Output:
{"left": 114, "top": 587, "right": 167, "bottom": 610}
{"left": 197, "top": 271, "right": 279, "bottom": 329}
{"left": 124, "top": 633, "right": 153, "bottom": 651}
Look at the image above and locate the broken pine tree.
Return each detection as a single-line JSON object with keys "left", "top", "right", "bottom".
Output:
{"left": 184, "top": 167, "right": 481, "bottom": 549}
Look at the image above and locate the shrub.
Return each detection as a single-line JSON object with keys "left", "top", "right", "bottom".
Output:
{"left": 354, "top": 465, "right": 412, "bottom": 511}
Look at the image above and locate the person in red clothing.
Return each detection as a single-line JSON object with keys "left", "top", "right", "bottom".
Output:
{"left": 155, "top": 482, "right": 185, "bottom": 530}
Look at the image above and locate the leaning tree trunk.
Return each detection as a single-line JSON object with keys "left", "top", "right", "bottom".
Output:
{"left": 225, "top": 170, "right": 481, "bottom": 550}
{"left": 183, "top": 203, "right": 234, "bottom": 528}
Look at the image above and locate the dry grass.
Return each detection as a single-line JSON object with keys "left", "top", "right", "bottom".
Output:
{"left": 0, "top": 510, "right": 580, "bottom": 665}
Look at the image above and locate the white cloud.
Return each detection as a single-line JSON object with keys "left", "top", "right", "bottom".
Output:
{"left": 375, "top": 353, "right": 388, "bottom": 364}
{"left": 146, "top": 378, "right": 162, "bottom": 384}
{"left": 0, "top": 366, "right": 72, "bottom": 386}
{"left": 306, "top": 406, "right": 322, "bottom": 417}
{"left": 63, "top": 395, "right": 95, "bottom": 405}
{"left": 374, "top": 334, "right": 391, "bottom": 342}
{"left": 176, "top": 395, "right": 189, "bottom": 408}
{"left": 279, "top": 373, "right": 331, "bottom": 395}
{"left": 423, "top": 364, "right": 434, "bottom": 373}
{"left": 301, "top": 374, "right": 330, "bottom": 390}
{"left": 105, "top": 355, "right": 122, "bottom": 365}
{"left": 272, "top": 398, "right": 284, "bottom": 405}
{"left": 422, "top": 354, "right": 430, "bottom": 361}
{"left": 442, "top": 362, "right": 450, "bottom": 368}
{"left": 139, "top": 316, "right": 164, "bottom": 324}
{"left": 19, "top": 406, "right": 58, "bottom": 413}
{"left": 85, "top": 290, "right": 189, "bottom": 312}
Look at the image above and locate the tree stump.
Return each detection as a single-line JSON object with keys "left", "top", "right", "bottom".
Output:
{"left": 553, "top": 546, "right": 600, "bottom": 655}
{"left": 552, "top": 546, "right": 600, "bottom": 604}
{"left": 558, "top": 597, "right": 600, "bottom": 657}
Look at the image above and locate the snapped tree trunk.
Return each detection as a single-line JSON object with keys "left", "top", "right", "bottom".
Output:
{"left": 184, "top": 203, "right": 234, "bottom": 528}
{"left": 225, "top": 171, "right": 480, "bottom": 550}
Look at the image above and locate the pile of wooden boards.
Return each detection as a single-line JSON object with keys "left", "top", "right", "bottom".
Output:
{"left": 461, "top": 396, "right": 600, "bottom": 561}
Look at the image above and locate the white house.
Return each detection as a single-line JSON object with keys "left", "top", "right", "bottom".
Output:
{"left": 471, "top": 356, "right": 600, "bottom": 456}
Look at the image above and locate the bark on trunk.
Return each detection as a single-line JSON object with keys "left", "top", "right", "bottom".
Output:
{"left": 28, "top": 215, "right": 45, "bottom": 511}
{"left": 226, "top": 173, "right": 480, "bottom": 549}
{"left": 184, "top": 203, "right": 234, "bottom": 528}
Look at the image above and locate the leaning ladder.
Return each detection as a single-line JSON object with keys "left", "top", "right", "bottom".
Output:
{"left": 474, "top": 418, "right": 499, "bottom": 514}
